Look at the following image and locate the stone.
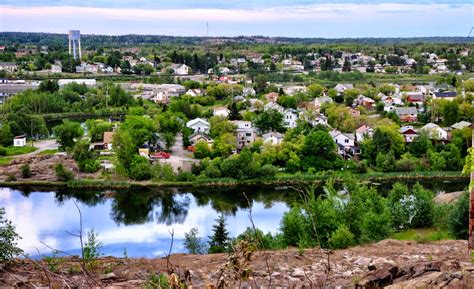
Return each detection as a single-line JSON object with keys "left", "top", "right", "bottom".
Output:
{"left": 385, "top": 272, "right": 444, "bottom": 289}
{"left": 100, "top": 272, "right": 117, "bottom": 280}
{"left": 354, "top": 257, "right": 372, "bottom": 267}
{"left": 357, "top": 265, "right": 399, "bottom": 288}
{"left": 291, "top": 268, "right": 306, "bottom": 278}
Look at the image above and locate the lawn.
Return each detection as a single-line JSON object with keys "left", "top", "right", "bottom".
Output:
{"left": 391, "top": 228, "right": 453, "bottom": 243}
{"left": 0, "top": 157, "right": 12, "bottom": 166}
{"left": 3, "top": 146, "right": 37, "bottom": 156}
{"left": 39, "top": 149, "right": 59, "bottom": 155}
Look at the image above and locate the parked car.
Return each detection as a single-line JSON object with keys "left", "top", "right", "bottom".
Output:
{"left": 151, "top": 151, "right": 171, "bottom": 159}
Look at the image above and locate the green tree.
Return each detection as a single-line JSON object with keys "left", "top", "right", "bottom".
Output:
{"left": 53, "top": 120, "right": 84, "bottom": 150}
{"left": 208, "top": 215, "right": 230, "bottom": 253}
{"left": 86, "top": 119, "right": 113, "bottom": 142}
{"left": 254, "top": 109, "right": 285, "bottom": 133}
{"left": 37, "top": 79, "right": 59, "bottom": 93}
{"left": 299, "top": 130, "right": 341, "bottom": 171}
{"left": 448, "top": 190, "right": 469, "bottom": 239}
{"left": 0, "top": 208, "right": 23, "bottom": 262}
{"left": 308, "top": 84, "right": 324, "bottom": 98}
{"left": 184, "top": 228, "right": 207, "bottom": 254}
{"left": 113, "top": 130, "right": 137, "bottom": 175}
{"left": 0, "top": 123, "right": 14, "bottom": 147}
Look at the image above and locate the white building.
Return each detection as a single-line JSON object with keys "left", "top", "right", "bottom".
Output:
{"left": 170, "top": 64, "right": 190, "bottom": 75}
{"left": 13, "top": 135, "right": 27, "bottom": 147}
{"left": 231, "top": 121, "right": 255, "bottom": 150}
{"left": 283, "top": 109, "right": 298, "bottom": 129}
{"left": 186, "top": 118, "right": 210, "bottom": 133}
{"left": 51, "top": 64, "right": 62, "bottom": 73}
{"left": 262, "top": 131, "right": 284, "bottom": 145}
{"left": 421, "top": 123, "right": 448, "bottom": 141}
{"left": 58, "top": 79, "right": 96, "bottom": 86}
{"left": 213, "top": 106, "right": 231, "bottom": 118}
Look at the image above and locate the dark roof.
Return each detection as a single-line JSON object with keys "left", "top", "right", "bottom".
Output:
{"left": 434, "top": 91, "right": 457, "bottom": 98}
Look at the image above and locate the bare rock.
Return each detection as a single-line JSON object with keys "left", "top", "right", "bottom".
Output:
{"left": 291, "top": 268, "right": 306, "bottom": 278}
{"left": 100, "top": 272, "right": 117, "bottom": 281}
{"left": 357, "top": 265, "right": 399, "bottom": 288}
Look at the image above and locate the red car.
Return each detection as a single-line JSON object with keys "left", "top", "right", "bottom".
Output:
{"left": 151, "top": 151, "right": 171, "bottom": 159}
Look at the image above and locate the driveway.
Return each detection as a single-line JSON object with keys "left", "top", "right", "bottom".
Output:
{"left": 11, "top": 139, "right": 59, "bottom": 159}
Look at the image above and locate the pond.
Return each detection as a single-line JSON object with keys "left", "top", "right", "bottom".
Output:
{"left": 0, "top": 179, "right": 468, "bottom": 258}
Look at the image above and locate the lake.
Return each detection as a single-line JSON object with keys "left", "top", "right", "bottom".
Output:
{"left": 0, "top": 179, "right": 468, "bottom": 258}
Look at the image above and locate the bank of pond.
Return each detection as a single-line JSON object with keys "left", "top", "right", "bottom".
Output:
{"left": 0, "top": 177, "right": 469, "bottom": 258}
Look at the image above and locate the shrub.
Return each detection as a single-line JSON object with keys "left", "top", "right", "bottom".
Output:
{"left": 280, "top": 207, "right": 309, "bottom": 247}
{"left": 258, "top": 164, "right": 278, "bottom": 178}
{"left": 129, "top": 156, "right": 151, "bottom": 181}
{"left": 82, "top": 160, "right": 101, "bottom": 173}
{"left": 184, "top": 228, "right": 207, "bottom": 254}
{"left": 329, "top": 225, "right": 355, "bottom": 249}
{"left": 448, "top": 190, "right": 469, "bottom": 239}
{"left": 151, "top": 163, "right": 176, "bottom": 181}
{"left": 0, "top": 207, "right": 23, "bottom": 262}
{"left": 83, "top": 229, "right": 103, "bottom": 271}
{"left": 0, "top": 147, "right": 6, "bottom": 156}
{"left": 176, "top": 171, "right": 196, "bottom": 182}
{"left": 20, "top": 164, "right": 32, "bottom": 178}
{"left": 54, "top": 163, "right": 74, "bottom": 181}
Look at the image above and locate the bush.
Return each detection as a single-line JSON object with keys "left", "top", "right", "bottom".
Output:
{"left": 448, "top": 190, "right": 469, "bottom": 239}
{"left": 0, "top": 147, "right": 6, "bottom": 156}
{"left": 329, "top": 225, "right": 355, "bottom": 249}
{"left": 129, "top": 156, "right": 151, "bottom": 181}
{"left": 176, "top": 171, "right": 196, "bottom": 182}
{"left": 151, "top": 163, "right": 176, "bottom": 181}
{"left": 184, "top": 228, "right": 207, "bottom": 254}
{"left": 82, "top": 160, "right": 101, "bottom": 173}
{"left": 20, "top": 164, "right": 32, "bottom": 178}
{"left": 0, "top": 207, "right": 23, "bottom": 262}
{"left": 280, "top": 207, "right": 309, "bottom": 247}
{"left": 54, "top": 163, "right": 74, "bottom": 181}
{"left": 258, "top": 164, "right": 278, "bottom": 178}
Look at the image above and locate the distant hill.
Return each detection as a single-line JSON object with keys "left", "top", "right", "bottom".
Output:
{"left": 1, "top": 32, "right": 473, "bottom": 47}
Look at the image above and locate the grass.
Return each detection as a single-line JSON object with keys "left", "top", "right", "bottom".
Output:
{"left": 39, "top": 149, "right": 59, "bottom": 155}
{"left": 3, "top": 146, "right": 37, "bottom": 156}
{"left": 392, "top": 228, "right": 453, "bottom": 244}
{"left": 0, "top": 157, "right": 12, "bottom": 166}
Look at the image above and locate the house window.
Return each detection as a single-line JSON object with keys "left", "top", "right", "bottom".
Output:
{"left": 245, "top": 133, "right": 252, "bottom": 137}
{"left": 344, "top": 139, "right": 349, "bottom": 143}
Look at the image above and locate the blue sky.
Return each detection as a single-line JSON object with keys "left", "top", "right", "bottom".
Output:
{"left": 0, "top": 0, "right": 473, "bottom": 37}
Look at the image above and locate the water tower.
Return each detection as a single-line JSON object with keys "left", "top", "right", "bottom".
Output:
{"left": 68, "top": 30, "right": 81, "bottom": 60}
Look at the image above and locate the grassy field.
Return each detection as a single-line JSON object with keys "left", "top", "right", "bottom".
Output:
{"left": 392, "top": 228, "right": 453, "bottom": 243}
{"left": 39, "top": 149, "right": 59, "bottom": 155}
{"left": 0, "top": 157, "right": 12, "bottom": 166}
{"left": 2, "top": 146, "right": 37, "bottom": 156}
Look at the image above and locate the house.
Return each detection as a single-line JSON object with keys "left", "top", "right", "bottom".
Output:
{"left": 231, "top": 121, "right": 255, "bottom": 150}
{"left": 243, "top": 87, "right": 256, "bottom": 97}
{"left": 355, "top": 125, "right": 373, "bottom": 142}
{"left": 51, "top": 64, "right": 62, "bottom": 73}
{"left": 103, "top": 131, "right": 115, "bottom": 150}
{"left": 170, "top": 64, "right": 189, "bottom": 75}
{"left": 219, "top": 67, "right": 231, "bottom": 75}
{"left": 451, "top": 121, "right": 471, "bottom": 130}
{"left": 186, "top": 118, "right": 210, "bottom": 133}
{"left": 265, "top": 92, "right": 279, "bottom": 103}
{"left": 185, "top": 89, "right": 205, "bottom": 97}
{"left": 76, "top": 63, "right": 98, "bottom": 74}
{"left": 13, "top": 135, "right": 27, "bottom": 147}
{"left": 400, "top": 126, "right": 418, "bottom": 143}
{"left": 283, "top": 85, "right": 307, "bottom": 96}
{"left": 262, "top": 131, "right": 284, "bottom": 145}
{"left": 314, "top": 97, "right": 333, "bottom": 111}
{"left": 354, "top": 95, "right": 375, "bottom": 109}
{"left": 213, "top": 106, "right": 230, "bottom": 118}
{"left": 330, "top": 130, "right": 357, "bottom": 157}
{"left": 283, "top": 109, "right": 298, "bottom": 129}
{"left": 433, "top": 91, "right": 457, "bottom": 101}
{"left": 264, "top": 102, "right": 284, "bottom": 113}
{"left": 405, "top": 92, "right": 424, "bottom": 104}
{"left": 0, "top": 62, "right": 18, "bottom": 73}
{"left": 381, "top": 94, "right": 403, "bottom": 106}
{"left": 334, "top": 83, "right": 354, "bottom": 95}
{"left": 421, "top": 123, "right": 448, "bottom": 141}
{"left": 394, "top": 107, "right": 418, "bottom": 122}
{"left": 189, "top": 132, "right": 213, "bottom": 146}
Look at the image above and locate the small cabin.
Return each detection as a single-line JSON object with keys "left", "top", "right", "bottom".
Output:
{"left": 13, "top": 135, "right": 27, "bottom": 147}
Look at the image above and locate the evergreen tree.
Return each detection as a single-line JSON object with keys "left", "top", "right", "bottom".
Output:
{"left": 208, "top": 215, "right": 230, "bottom": 253}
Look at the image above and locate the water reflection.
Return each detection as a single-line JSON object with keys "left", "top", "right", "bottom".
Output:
{"left": 0, "top": 179, "right": 468, "bottom": 258}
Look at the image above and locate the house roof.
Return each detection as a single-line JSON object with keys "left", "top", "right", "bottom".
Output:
{"left": 421, "top": 123, "right": 442, "bottom": 131}
{"left": 262, "top": 132, "right": 284, "bottom": 139}
{"left": 400, "top": 126, "right": 417, "bottom": 134}
{"left": 356, "top": 124, "right": 372, "bottom": 133}
{"left": 213, "top": 106, "right": 229, "bottom": 112}
{"left": 103, "top": 131, "right": 115, "bottom": 143}
{"left": 434, "top": 91, "right": 457, "bottom": 98}
{"left": 189, "top": 131, "right": 212, "bottom": 141}
{"left": 186, "top": 118, "right": 210, "bottom": 128}
{"left": 394, "top": 107, "right": 418, "bottom": 115}
{"left": 14, "top": 135, "right": 26, "bottom": 139}
{"left": 451, "top": 121, "right": 471, "bottom": 130}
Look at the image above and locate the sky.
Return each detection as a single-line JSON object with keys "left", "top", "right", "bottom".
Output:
{"left": 0, "top": 0, "right": 473, "bottom": 37}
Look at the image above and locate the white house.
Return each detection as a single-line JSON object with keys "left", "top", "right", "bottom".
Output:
{"left": 355, "top": 125, "right": 373, "bottom": 142}
{"left": 170, "top": 64, "right": 190, "bottom": 75}
{"left": 213, "top": 106, "right": 231, "bottom": 118}
{"left": 231, "top": 121, "right": 255, "bottom": 150}
{"left": 330, "top": 130, "right": 357, "bottom": 156}
{"left": 186, "top": 118, "right": 210, "bottom": 133}
{"left": 185, "top": 89, "right": 205, "bottom": 97}
{"left": 421, "top": 123, "right": 448, "bottom": 140}
{"left": 51, "top": 64, "right": 62, "bottom": 73}
{"left": 264, "top": 102, "right": 284, "bottom": 113}
{"left": 243, "top": 87, "right": 256, "bottom": 97}
{"left": 334, "top": 83, "right": 354, "bottom": 94}
{"left": 283, "top": 109, "right": 298, "bottom": 129}
{"left": 400, "top": 126, "right": 418, "bottom": 143}
{"left": 13, "top": 135, "right": 27, "bottom": 147}
{"left": 262, "top": 132, "right": 284, "bottom": 145}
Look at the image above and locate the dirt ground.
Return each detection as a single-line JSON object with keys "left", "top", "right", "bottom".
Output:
{"left": 1, "top": 240, "right": 473, "bottom": 288}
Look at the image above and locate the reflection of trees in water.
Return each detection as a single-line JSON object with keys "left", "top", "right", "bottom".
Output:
{"left": 54, "top": 189, "right": 106, "bottom": 207}
{"left": 110, "top": 188, "right": 190, "bottom": 226}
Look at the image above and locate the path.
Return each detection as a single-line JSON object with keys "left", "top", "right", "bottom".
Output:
{"left": 11, "top": 139, "right": 59, "bottom": 159}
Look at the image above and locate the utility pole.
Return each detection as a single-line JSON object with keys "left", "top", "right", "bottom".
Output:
{"left": 469, "top": 122, "right": 474, "bottom": 251}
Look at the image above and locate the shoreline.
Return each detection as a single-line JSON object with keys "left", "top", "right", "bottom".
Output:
{"left": 0, "top": 171, "right": 468, "bottom": 190}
